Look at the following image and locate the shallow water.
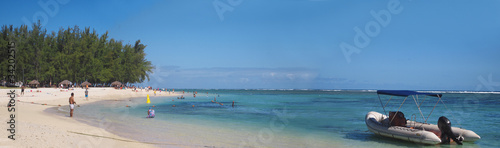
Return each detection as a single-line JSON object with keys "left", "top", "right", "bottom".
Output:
{"left": 50, "top": 90, "right": 500, "bottom": 147}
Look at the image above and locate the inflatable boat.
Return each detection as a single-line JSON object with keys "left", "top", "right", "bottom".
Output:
{"left": 366, "top": 90, "right": 480, "bottom": 145}
{"left": 366, "top": 111, "right": 480, "bottom": 145}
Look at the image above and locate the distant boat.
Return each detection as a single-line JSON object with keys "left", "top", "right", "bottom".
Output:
{"left": 365, "top": 90, "right": 480, "bottom": 145}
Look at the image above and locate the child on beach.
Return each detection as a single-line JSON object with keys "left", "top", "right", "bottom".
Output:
{"left": 147, "top": 107, "right": 155, "bottom": 118}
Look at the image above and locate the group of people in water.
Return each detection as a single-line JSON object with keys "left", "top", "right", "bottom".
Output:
{"left": 146, "top": 91, "right": 236, "bottom": 118}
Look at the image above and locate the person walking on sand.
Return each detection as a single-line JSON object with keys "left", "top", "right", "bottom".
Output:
{"left": 69, "top": 93, "right": 76, "bottom": 117}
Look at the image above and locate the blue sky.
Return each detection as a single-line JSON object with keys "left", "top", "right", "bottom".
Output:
{"left": 2, "top": 0, "right": 500, "bottom": 90}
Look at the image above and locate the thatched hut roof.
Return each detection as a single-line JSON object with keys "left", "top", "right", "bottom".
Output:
{"left": 28, "top": 80, "right": 40, "bottom": 85}
{"left": 81, "top": 81, "right": 91, "bottom": 86}
{"left": 111, "top": 81, "right": 122, "bottom": 87}
{"left": 59, "top": 80, "right": 71, "bottom": 85}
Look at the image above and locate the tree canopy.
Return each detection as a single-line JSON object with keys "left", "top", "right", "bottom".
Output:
{"left": 0, "top": 22, "right": 154, "bottom": 86}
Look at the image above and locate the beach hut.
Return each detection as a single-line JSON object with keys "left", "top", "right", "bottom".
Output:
{"left": 111, "top": 81, "right": 122, "bottom": 88}
{"left": 28, "top": 80, "right": 40, "bottom": 88}
{"left": 59, "top": 80, "right": 71, "bottom": 88}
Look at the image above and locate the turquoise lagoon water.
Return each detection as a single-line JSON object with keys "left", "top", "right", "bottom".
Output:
{"left": 51, "top": 90, "right": 500, "bottom": 147}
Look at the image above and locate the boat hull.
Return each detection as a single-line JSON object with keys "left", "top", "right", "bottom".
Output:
{"left": 365, "top": 111, "right": 480, "bottom": 145}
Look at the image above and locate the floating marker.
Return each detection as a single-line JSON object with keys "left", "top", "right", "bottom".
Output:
{"left": 147, "top": 94, "right": 151, "bottom": 104}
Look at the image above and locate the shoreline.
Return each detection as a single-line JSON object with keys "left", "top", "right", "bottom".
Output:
{"left": 66, "top": 91, "right": 346, "bottom": 148}
{"left": 0, "top": 87, "right": 179, "bottom": 147}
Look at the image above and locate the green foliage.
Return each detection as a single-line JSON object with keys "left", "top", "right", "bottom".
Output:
{"left": 0, "top": 23, "right": 154, "bottom": 86}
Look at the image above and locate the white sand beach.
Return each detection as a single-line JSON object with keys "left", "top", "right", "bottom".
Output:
{"left": 0, "top": 87, "right": 177, "bottom": 147}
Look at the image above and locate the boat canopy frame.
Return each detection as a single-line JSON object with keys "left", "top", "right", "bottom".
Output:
{"left": 377, "top": 90, "right": 442, "bottom": 98}
{"left": 376, "top": 90, "right": 458, "bottom": 125}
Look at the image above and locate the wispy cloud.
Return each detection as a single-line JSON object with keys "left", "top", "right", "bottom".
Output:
{"left": 141, "top": 66, "right": 349, "bottom": 89}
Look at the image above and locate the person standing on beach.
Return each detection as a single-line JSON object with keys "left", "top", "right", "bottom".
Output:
{"left": 69, "top": 93, "right": 76, "bottom": 117}
{"left": 21, "top": 85, "right": 25, "bottom": 95}
{"left": 85, "top": 89, "right": 89, "bottom": 100}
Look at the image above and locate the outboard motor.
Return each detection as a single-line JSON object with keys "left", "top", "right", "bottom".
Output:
{"left": 438, "top": 116, "right": 463, "bottom": 145}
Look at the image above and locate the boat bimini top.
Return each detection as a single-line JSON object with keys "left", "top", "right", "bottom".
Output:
{"left": 376, "top": 90, "right": 444, "bottom": 124}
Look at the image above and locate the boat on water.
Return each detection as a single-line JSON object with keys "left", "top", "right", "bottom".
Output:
{"left": 365, "top": 90, "right": 480, "bottom": 145}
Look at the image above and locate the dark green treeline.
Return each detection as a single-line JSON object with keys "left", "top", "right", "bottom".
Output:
{"left": 0, "top": 22, "right": 154, "bottom": 86}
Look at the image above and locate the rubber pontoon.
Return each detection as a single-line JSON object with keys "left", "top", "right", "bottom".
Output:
{"left": 366, "top": 111, "right": 480, "bottom": 145}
